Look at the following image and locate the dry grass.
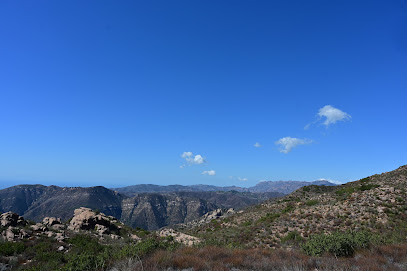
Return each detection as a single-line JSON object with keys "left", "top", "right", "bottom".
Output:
{"left": 108, "top": 243, "right": 407, "bottom": 271}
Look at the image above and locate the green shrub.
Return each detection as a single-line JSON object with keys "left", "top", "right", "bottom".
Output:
{"left": 256, "top": 213, "right": 280, "bottom": 224}
{"left": 68, "top": 234, "right": 105, "bottom": 255}
{"left": 0, "top": 241, "right": 25, "bottom": 256}
{"left": 282, "top": 204, "right": 294, "bottom": 214}
{"left": 134, "top": 227, "right": 150, "bottom": 237}
{"left": 242, "top": 220, "right": 252, "bottom": 226}
{"left": 22, "top": 239, "right": 66, "bottom": 270}
{"left": 62, "top": 250, "right": 109, "bottom": 271}
{"left": 305, "top": 200, "right": 319, "bottom": 206}
{"left": 62, "top": 234, "right": 111, "bottom": 271}
{"left": 359, "top": 177, "right": 370, "bottom": 183}
{"left": 281, "top": 231, "right": 304, "bottom": 243}
{"left": 335, "top": 187, "right": 355, "bottom": 197}
{"left": 359, "top": 184, "right": 379, "bottom": 191}
{"left": 116, "top": 237, "right": 179, "bottom": 259}
{"left": 301, "top": 231, "right": 381, "bottom": 257}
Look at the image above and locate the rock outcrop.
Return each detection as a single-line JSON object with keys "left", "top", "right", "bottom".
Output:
{"left": 199, "top": 208, "right": 235, "bottom": 222}
{"left": 43, "top": 217, "right": 61, "bottom": 226}
{"left": 159, "top": 228, "right": 200, "bottom": 246}
{"left": 0, "top": 212, "right": 27, "bottom": 227}
{"left": 68, "top": 207, "right": 119, "bottom": 236}
{"left": 0, "top": 212, "right": 30, "bottom": 241}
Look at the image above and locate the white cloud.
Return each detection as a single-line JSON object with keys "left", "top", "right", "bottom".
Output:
{"left": 180, "top": 152, "right": 206, "bottom": 168}
{"left": 238, "top": 177, "right": 248, "bottom": 182}
{"left": 318, "top": 105, "right": 351, "bottom": 126}
{"left": 181, "top": 152, "right": 193, "bottom": 158}
{"left": 275, "top": 137, "right": 312, "bottom": 153}
{"left": 254, "top": 142, "right": 262, "bottom": 148}
{"left": 186, "top": 154, "right": 205, "bottom": 165}
{"left": 305, "top": 105, "right": 351, "bottom": 129}
{"left": 202, "top": 170, "right": 216, "bottom": 176}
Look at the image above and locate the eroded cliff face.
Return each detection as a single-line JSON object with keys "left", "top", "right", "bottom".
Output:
{"left": 0, "top": 186, "right": 228, "bottom": 230}
{"left": 0, "top": 185, "right": 123, "bottom": 222}
{"left": 120, "top": 194, "right": 217, "bottom": 230}
{"left": 0, "top": 185, "right": 283, "bottom": 230}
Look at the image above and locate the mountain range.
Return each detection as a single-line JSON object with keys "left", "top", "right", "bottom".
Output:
{"left": 0, "top": 185, "right": 281, "bottom": 230}
{"left": 0, "top": 179, "right": 334, "bottom": 230}
{"left": 113, "top": 179, "right": 336, "bottom": 196}
{"left": 1, "top": 166, "right": 406, "bottom": 271}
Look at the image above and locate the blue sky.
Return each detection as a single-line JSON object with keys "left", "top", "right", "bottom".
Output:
{"left": 0, "top": 1, "right": 406, "bottom": 189}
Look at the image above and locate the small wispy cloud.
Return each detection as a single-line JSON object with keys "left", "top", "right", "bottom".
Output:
{"left": 318, "top": 105, "right": 351, "bottom": 126}
{"left": 229, "top": 176, "right": 249, "bottom": 182}
{"left": 181, "top": 152, "right": 193, "bottom": 158}
{"left": 304, "top": 123, "right": 312, "bottom": 130}
{"left": 202, "top": 170, "right": 216, "bottom": 176}
{"left": 305, "top": 105, "right": 351, "bottom": 129}
{"left": 275, "top": 137, "right": 312, "bottom": 153}
{"left": 254, "top": 142, "right": 262, "bottom": 148}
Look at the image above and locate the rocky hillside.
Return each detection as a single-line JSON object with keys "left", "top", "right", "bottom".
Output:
{"left": 0, "top": 186, "right": 282, "bottom": 230}
{"left": 181, "top": 165, "right": 407, "bottom": 248}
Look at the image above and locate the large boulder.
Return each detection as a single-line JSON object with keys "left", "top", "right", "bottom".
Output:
{"left": 159, "top": 228, "right": 200, "bottom": 246}
{"left": 30, "top": 223, "right": 48, "bottom": 232}
{"left": 199, "top": 208, "right": 235, "bottom": 223}
{"left": 4, "top": 229, "right": 15, "bottom": 241}
{"left": 0, "top": 212, "right": 27, "bottom": 227}
{"left": 68, "top": 207, "right": 118, "bottom": 234}
{"left": 43, "top": 217, "right": 61, "bottom": 226}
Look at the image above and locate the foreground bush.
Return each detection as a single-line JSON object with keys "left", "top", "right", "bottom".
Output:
{"left": 301, "top": 230, "right": 381, "bottom": 257}
{"left": 0, "top": 241, "right": 25, "bottom": 256}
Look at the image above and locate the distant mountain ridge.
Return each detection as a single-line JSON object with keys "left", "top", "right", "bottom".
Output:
{"left": 0, "top": 185, "right": 123, "bottom": 222}
{"left": 114, "top": 179, "right": 336, "bottom": 196}
{"left": 0, "top": 179, "right": 335, "bottom": 230}
{"left": 0, "top": 185, "right": 282, "bottom": 230}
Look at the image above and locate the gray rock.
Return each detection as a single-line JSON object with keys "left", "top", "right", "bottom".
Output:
{"left": 4, "top": 229, "right": 15, "bottom": 241}
{"left": 68, "top": 207, "right": 119, "bottom": 234}
{"left": 31, "top": 223, "right": 48, "bottom": 232}
{"left": 43, "top": 217, "right": 61, "bottom": 226}
{"left": 0, "top": 212, "right": 26, "bottom": 227}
